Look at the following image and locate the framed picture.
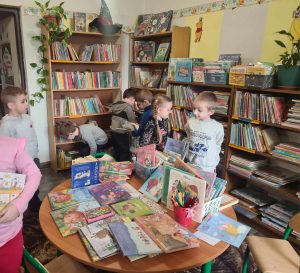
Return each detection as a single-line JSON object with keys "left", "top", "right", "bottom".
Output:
{"left": 1, "top": 43, "right": 14, "bottom": 85}
{"left": 73, "top": 12, "right": 86, "bottom": 32}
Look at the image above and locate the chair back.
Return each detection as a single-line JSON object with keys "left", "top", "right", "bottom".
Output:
{"left": 22, "top": 248, "right": 49, "bottom": 273}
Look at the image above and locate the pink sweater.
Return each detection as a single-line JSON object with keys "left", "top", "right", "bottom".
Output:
{"left": 0, "top": 136, "right": 41, "bottom": 247}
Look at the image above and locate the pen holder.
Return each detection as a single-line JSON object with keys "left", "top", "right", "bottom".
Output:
{"left": 173, "top": 205, "right": 193, "bottom": 227}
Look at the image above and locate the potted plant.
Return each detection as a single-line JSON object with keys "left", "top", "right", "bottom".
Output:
{"left": 274, "top": 30, "right": 300, "bottom": 88}
{"left": 30, "top": 1, "right": 72, "bottom": 106}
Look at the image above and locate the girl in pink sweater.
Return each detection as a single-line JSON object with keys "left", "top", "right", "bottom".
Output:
{"left": 0, "top": 136, "right": 41, "bottom": 273}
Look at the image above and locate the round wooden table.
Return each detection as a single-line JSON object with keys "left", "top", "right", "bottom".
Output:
{"left": 39, "top": 176, "right": 236, "bottom": 273}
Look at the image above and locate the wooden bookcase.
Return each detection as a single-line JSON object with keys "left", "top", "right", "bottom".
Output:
{"left": 129, "top": 26, "right": 191, "bottom": 95}
{"left": 167, "top": 80, "right": 300, "bottom": 246}
{"left": 44, "top": 31, "right": 122, "bottom": 171}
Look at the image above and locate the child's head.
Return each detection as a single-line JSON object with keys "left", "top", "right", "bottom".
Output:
{"left": 135, "top": 89, "right": 153, "bottom": 110}
{"left": 123, "top": 88, "right": 136, "bottom": 106}
{"left": 193, "top": 91, "right": 217, "bottom": 121}
{"left": 0, "top": 86, "right": 28, "bottom": 116}
{"left": 57, "top": 121, "right": 79, "bottom": 140}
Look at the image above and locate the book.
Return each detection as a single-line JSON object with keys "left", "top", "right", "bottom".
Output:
{"left": 139, "top": 166, "right": 164, "bottom": 202}
{"left": 175, "top": 60, "right": 192, "bottom": 82}
{"left": 164, "top": 137, "right": 187, "bottom": 159}
{"left": 0, "top": 172, "right": 26, "bottom": 210}
{"left": 136, "top": 144, "right": 156, "bottom": 167}
{"left": 146, "top": 11, "right": 173, "bottom": 34}
{"left": 73, "top": 12, "right": 86, "bottom": 32}
{"left": 100, "top": 161, "right": 134, "bottom": 175}
{"left": 166, "top": 169, "right": 206, "bottom": 223}
{"left": 71, "top": 156, "right": 100, "bottom": 188}
{"left": 88, "top": 182, "right": 132, "bottom": 206}
{"left": 48, "top": 187, "right": 94, "bottom": 211}
{"left": 192, "top": 60, "right": 205, "bottom": 83}
{"left": 197, "top": 213, "right": 250, "bottom": 248}
{"left": 111, "top": 197, "right": 154, "bottom": 220}
{"left": 117, "top": 181, "right": 142, "bottom": 198}
{"left": 78, "top": 229, "right": 101, "bottom": 262}
{"left": 108, "top": 221, "right": 161, "bottom": 256}
{"left": 83, "top": 205, "right": 115, "bottom": 223}
{"left": 50, "top": 200, "right": 100, "bottom": 237}
{"left": 219, "top": 194, "right": 239, "bottom": 210}
{"left": 99, "top": 173, "right": 129, "bottom": 184}
{"left": 134, "top": 13, "right": 153, "bottom": 36}
{"left": 154, "top": 42, "right": 170, "bottom": 62}
{"left": 79, "top": 214, "right": 123, "bottom": 259}
{"left": 135, "top": 213, "right": 200, "bottom": 253}
{"left": 134, "top": 41, "right": 155, "bottom": 62}
{"left": 261, "top": 127, "right": 280, "bottom": 153}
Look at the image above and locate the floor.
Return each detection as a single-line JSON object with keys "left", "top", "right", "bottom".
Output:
{"left": 23, "top": 165, "right": 259, "bottom": 273}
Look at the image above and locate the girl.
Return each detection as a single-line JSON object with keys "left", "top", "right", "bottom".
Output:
{"left": 140, "top": 94, "right": 173, "bottom": 151}
{"left": 0, "top": 136, "right": 42, "bottom": 273}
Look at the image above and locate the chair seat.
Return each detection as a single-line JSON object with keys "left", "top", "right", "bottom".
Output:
{"left": 45, "top": 254, "right": 93, "bottom": 273}
{"left": 246, "top": 236, "right": 300, "bottom": 273}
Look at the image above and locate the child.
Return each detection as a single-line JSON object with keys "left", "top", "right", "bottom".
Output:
{"left": 140, "top": 94, "right": 172, "bottom": 151}
{"left": 0, "top": 86, "right": 41, "bottom": 210}
{"left": 0, "top": 136, "right": 41, "bottom": 273}
{"left": 186, "top": 91, "right": 224, "bottom": 172}
{"left": 110, "top": 88, "right": 137, "bottom": 161}
{"left": 58, "top": 121, "right": 108, "bottom": 156}
{"left": 133, "top": 89, "right": 153, "bottom": 138}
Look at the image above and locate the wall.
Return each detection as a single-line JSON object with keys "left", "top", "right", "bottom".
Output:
{"left": 0, "top": 0, "right": 145, "bottom": 163}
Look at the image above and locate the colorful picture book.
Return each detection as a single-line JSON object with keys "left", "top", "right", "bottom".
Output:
{"left": 50, "top": 200, "right": 99, "bottom": 237}
{"left": 83, "top": 205, "right": 115, "bottom": 223}
{"left": 167, "top": 169, "right": 206, "bottom": 223}
{"left": 73, "top": 12, "right": 86, "bottom": 32}
{"left": 88, "top": 182, "right": 132, "bottom": 206}
{"left": 100, "top": 161, "right": 134, "bottom": 175}
{"left": 197, "top": 213, "right": 250, "bottom": 248}
{"left": 136, "top": 144, "right": 156, "bottom": 167}
{"left": 111, "top": 198, "right": 154, "bottom": 220}
{"left": 146, "top": 11, "right": 173, "bottom": 34}
{"left": 134, "top": 13, "right": 153, "bottom": 36}
{"left": 134, "top": 41, "right": 155, "bottom": 62}
{"left": 0, "top": 172, "right": 26, "bottom": 210}
{"left": 139, "top": 166, "right": 164, "bottom": 202}
{"left": 108, "top": 221, "right": 161, "bottom": 256}
{"left": 99, "top": 173, "right": 129, "bottom": 184}
{"left": 117, "top": 181, "right": 142, "bottom": 198}
{"left": 48, "top": 187, "right": 94, "bottom": 211}
{"left": 154, "top": 42, "right": 170, "bottom": 62}
{"left": 71, "top": 156, "right": 100, "bottom": 188}
{"left": 164, "top": 137, "right": 187, "bottom": 159}
{"left": 135, "top": 213, "right": 200, "bottom": 253}
{"left": 175, "top": 60, "right": 192, "bottom": 82}
{"left": 78, "top": 230, "right": 101, "bottom": 262}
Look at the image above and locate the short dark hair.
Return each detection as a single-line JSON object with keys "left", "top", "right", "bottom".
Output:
{"left": 56, "top": 121, "right": 77, "bottom": 138}
{"left": 1, "top": 86, "right": 27, "bottom": 107}
{"left": 123, "top": 88, "right": 137, "bottom": 99}
{"left": 135, "top": 89, "right": 153, "bottom": 103}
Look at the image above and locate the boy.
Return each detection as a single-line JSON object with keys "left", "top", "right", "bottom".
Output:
{"left": 58, "top": 121, "right": 108, "bottom": 156}
{"left": 186, "top": 91, "right": 224, "bottom": 172}
{"left": 110, "top": 88, "right": 137, "bottom": 161}
{"left": 133, "top": 89, "right": 153, "bottom": 138}
{"left": 0, "top": 86, "right": 41, "bottom": 210}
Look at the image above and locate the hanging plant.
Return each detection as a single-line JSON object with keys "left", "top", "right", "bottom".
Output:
{"left": 30, "top": 1, "right": 72, "bottom": 106}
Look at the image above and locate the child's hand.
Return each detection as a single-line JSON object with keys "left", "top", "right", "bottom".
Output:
{"left": 0, "top": 203, "right": 20, "bottom": 224}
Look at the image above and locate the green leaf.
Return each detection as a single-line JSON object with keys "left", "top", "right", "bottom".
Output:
{"left": 37, "top": 78, "right": 46, "bottom": 84}
{"left": 30, "top": 99, "right": 35, "bottom": 106}
{"left": 276, "top": 30, "right": 294, "bottom": 40}
{"left": 32, "top": 35, "right": 41, "bottom": 41}
{"left": 41, "top": 57, "right": 48, "bottom": 64}
{"left": 37, "top": 93, "right": 44, "bottom": 99}
{"left": 59, "top": 2, "right": 65, "bottom": 7}
{"left": 39, "top": 18, "right": 47, "bottom": 25}
{"left": 45, "top": 0, "right": 50, "bottom": 8}
{"left": 37, "top": 68, "right": 42, "bottom": 74}
{"left": 30, "top": 63, "right": 38, "bottom": 68}
{"left": 274, "top": 40, "right": 286, "bottom": 48}
{"left": 38, "top": 45, "right": 46, "bottom": 52}
{"left": 42, "top": 70, "right": 49, "bottom": 76}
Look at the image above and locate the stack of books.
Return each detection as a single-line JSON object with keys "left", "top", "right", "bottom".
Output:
{"left": 169, "top": 109, "right": 194, "bottom": 131}
{"left": 228, "top": 154, "right": 268, "bottom": 178}
{"left": 251, "top": 166, "right": 299, "bottom": 188}
{"left": 214, "top": 92, "right": 230, "bottom": 115}
{"left": 272, "top": 142, "right": 300, "bottom": 164}
{"left": 281, "top": 99, "right": 300, "bottom": 129}
{"left": 167, "top": 85, "right": 196, "bottom": 108}
{"left": 131, "top": 67, "right": 164, "bottom": 88}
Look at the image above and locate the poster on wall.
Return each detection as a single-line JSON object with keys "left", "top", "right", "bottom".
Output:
{"left": 1, "top": 43, "right": 14, "bottom": 85}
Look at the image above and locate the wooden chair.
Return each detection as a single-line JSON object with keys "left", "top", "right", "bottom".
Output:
{"left": 22, "top": 248, "right": 93, "bottom": 273}
{"left": 242, "top": 212, "right": 300, "bottom": 273}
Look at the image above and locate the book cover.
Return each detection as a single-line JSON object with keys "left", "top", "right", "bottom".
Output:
{"left": 99, "top": 173, "right": 129, "bottom": 184}
{"left": 80, "top": 218, "right": 120, "bottom": 259}
{"left": 88, "top": 182, "right": 132, "bottom": 206}
{"left": 50, "top": 200, "right": 100, "bottom": 237}
{"left": 117, "top": 181, "right": 142, "bottom": 198}
{"left": 139, "top": 166, "right": 164, "bottom": 202}
{"left": 135, "top": 213, "right": 200, "bottom": 253}
{"left": 147, "top": 69, "right": 163, "bottom": 88}
{"left": 137, "top": 144, "right": 156, "bottom": 167}
{"left": 197, "top": 213, "right": 250, "bottom": 248}
{"left": 108, "top": 222, "right": 161, "bottom": 256}
{"left": 192, "top": 60, "right": 205, "bottom": 82}
{"left": 111, "top": 197, "right": 154, "bottom": 220}
{"left": 146, "top": 11, "right": 173, "bottom": 34}
{"left": 48, "top": 187, "right": 94, "bottom": 211}
{"left": 261, "top": 127, "right": 280, "bottom": 153}
{"left": 175, "top": 60, "right": 192, "bottom": 82}
{"left": 73, "top": 12, "right": 86, "bottom": 32}
{"left": 134, "top": 13, "right": 153, "bottom": 36}
{"left": 164, "top": 137, "right": 187, "bottom": 159}
{"left": 83, "top": 205, "right": 115, "bottom": 223}
{"left": 100, "top": 161, "right": 134, "bottom": 175}
{"left": 71, "top": 156, "right": 100, "bottom": 188}
{"left": 166, "top": 169, "right": 206, "bottom": 223}
{"left": 78, "top": 230, "right": 101, "bottom": 262}
{"left": 154, "top": 42, "right": 170, "bottom": 62}
{"left": 0, "top": 172, "right": 26, "bottom": 210}
{"left": 134, "top": 41, "right": 155, "bottom": 62}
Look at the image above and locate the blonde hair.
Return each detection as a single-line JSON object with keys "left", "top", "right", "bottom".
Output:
{"left": 135, "top": 89, "right": 153, "bottom": 103}
{"left": 56, "top": 121, "right": 77, "bottom": 138}
{"left": 193, "top": 91, "right": 217, "bottom": 111}
{"left": 1, "top": 86, "right": 27, "bottom": 110}
{"left": 153, "top": 94, "right": 172, "bottom": 144}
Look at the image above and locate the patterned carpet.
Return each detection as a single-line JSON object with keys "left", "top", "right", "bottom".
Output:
{"left": 23, "top": 208, "right": 259, "bottom": 273}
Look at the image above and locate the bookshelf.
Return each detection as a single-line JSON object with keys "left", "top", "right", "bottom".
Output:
{"left": 129, "top": 26, "right": 191, "bottom": 95}
{"left": 44, "top": 30, "right": 122, "bottom": 171}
